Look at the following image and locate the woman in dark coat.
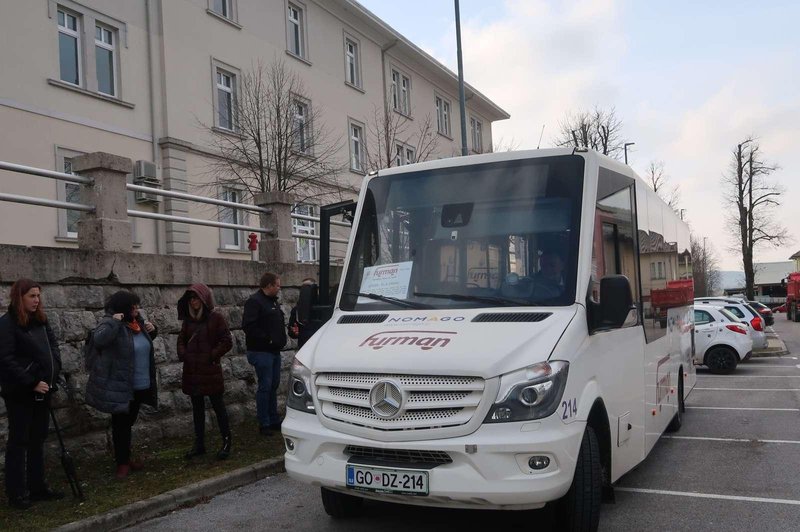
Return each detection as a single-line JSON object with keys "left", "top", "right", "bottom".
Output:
{"left": 86, "top": 290, "right": 158, "bottom": 480}
{"left": 177, "top": 284, "right": 233, "bottom": 460}
{"left": 0, "top": 279, "right": 63, "bottom": 509}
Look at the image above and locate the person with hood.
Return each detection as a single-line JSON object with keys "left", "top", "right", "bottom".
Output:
{"left": 85, "top": 290, "right": 158, "bottom": 480}
{"left": 287, "top": 278, "right": 316, "bottom": 350}
{"left": 177, "top": 284, "right": 233, "bottom": 460}
{"left": 0, "top": 279, "right": 63, "bottom": 509}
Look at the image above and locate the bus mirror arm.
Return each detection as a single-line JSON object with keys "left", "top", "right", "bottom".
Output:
{"left": 588, "top": 275, "right": 634, "bottom": 333}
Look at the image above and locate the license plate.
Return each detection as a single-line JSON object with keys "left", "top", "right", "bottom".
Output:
{"left": 346, "top": 464, "right": 429, "bottom": 496}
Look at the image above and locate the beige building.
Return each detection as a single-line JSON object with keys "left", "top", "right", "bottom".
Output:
{"left": 0, "top": 0, "right": 508, "bottom": 261}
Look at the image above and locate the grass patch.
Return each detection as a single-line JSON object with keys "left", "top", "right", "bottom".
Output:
{"left": 0, "top": 421, "right": 285, "bottom": 531}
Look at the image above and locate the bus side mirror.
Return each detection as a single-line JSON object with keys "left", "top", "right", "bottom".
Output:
{"left": 589, "top": 275, "right": 634, "bottom": 332}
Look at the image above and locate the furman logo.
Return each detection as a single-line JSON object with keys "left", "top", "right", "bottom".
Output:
{"left": 359, "top": 330, "right": 456, "bottom": 351}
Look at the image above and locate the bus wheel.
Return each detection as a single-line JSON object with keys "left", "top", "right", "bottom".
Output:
{"left": 666, "top": 375, "right": 684, "bottom": 432}
{"left": 706, "top": 347, "right": 738, "bottom": 375}
{"left": 557, "top": 426, "right": 602, "bottom": 532}
{"left": 320, "top": 487, "right": 363, "bottom": 518}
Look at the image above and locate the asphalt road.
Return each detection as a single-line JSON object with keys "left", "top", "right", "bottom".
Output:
{"left": 132, "top": 321, "right": 800, "bottom": 531}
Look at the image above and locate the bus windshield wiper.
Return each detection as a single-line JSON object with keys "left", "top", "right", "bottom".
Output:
{"left": 414, "top": 292, "right": 529, "bottom": 307}
{"left": 344, "top": 292, "right": 433, "bottom": 309}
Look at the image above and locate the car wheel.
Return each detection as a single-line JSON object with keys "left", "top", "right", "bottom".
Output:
{"left": 666, "top": 374, "right": 684, "bottom": 432}
{"left": 556, "top": 426, "right": 602, "bottom": 532}
{"left": 320, "top": 487, "right": 364, "bottom": 518}
{"left": 705, "top": 347, "right": 738, "bottom": 375}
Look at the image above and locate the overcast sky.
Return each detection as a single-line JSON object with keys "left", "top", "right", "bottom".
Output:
{"left": 358, "top": 0, "right": 799, "bottom": 270}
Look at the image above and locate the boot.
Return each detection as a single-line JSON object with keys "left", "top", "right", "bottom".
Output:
{"left": 115, "top": 464, "right": 131, "bottom": 480}
{"left": 184, "top": 441, "right": 206, "bottom": 459}
{"left": 217, "top": 434, "right": 232, "bottom": 460}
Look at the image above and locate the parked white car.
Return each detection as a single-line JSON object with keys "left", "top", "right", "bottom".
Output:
{"left": 694, "top": 304, "right": 753, "bottom": 374}
{"left": 694, "top": 298, "right": 767, "bottom": 350}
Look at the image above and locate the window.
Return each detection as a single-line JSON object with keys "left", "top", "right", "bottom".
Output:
{"left": 725, "top": 306, "right": 746, "bottom": 319}
{"left": 293, "top": 100, "right": 310, "bottom": 153}
{"left": 394, "top": 144, "right": 416, "bottom": 166}
{"left": 287, "top": 3, "right": 305, "bottom": 59}
{"left": 435, "top": 96, "right": 451, "bottom": 136}
{"left": 391, "top": 69, "right": 410, "bottom": 115}
{"left": 293, "top": 204, "right": 318, "bottom": 262}
{"left": 349, "top": 121, "right": 364, "bottom": 172}
{"left": 58, "top": 9, "right": 81, "bottom": 86}
{"left": 62, "top": 158, "right": 81, "bottom": 237}
{"left": 212, "top": 0, "right": 230, "bottom": 18}
{"left": 94, "top": 25, "right": 115, "bottom": 96}
{"left": 216, "top": 68, "right": 235, "bottom": 130}
{"left": 470, "top": 117, "right": 483, "bottom": 153}
{"left": 344, "top": 37, "right": 360, "bottom": 87}
{"left": 220, "top": 188, "right": 244, "bottom": 249}
{"left": 694, "top": 310, "right": 713, "bottom": 325}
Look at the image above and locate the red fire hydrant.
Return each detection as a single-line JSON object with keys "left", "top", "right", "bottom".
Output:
{"left": 247, "top": 232, "right": 259, "bottom": 251}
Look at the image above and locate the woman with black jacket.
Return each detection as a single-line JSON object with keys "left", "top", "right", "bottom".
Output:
{"left": 0, "top": 279, "right": 64, "bottom": 509}
{"left": 85, "top": 290, "right": 158, "bottom": 480}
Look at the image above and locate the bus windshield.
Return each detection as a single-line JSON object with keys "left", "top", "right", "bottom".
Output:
{"left": 340, "top": 155, "right": 585, "bottom": 311}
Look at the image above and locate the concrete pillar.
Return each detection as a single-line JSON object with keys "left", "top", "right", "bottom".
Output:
{"left": 159, "top": 139, "right": 191, "bottom": 255}
{"left": 72, "top": 152, "right": 132, "bottom": 253}
{"left": 255, "top": 191, "right": 296, "bottom": 264}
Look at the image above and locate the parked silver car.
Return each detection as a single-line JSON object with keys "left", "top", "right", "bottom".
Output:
{"left": 694, "top": 298, "right": 768, "bottom": 350}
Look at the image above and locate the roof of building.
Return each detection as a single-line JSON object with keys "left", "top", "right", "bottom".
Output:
{"left": 754, "top": 261, "right": 795, "bottom": 286}
{"left": 789, "top": 251, "right": 800, "bottom": 260}
{"left": 344, "top": 0, "right": 511, "bottom": 121}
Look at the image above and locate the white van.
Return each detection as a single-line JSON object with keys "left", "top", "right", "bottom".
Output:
{"left": 282, "top": 148, "right": 695, "bottom": 531}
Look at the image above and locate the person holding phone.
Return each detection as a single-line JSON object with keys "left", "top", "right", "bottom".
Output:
{"left": 86, "top": 290, "right": 158, "bottom": 480}
{"left": 0, "top": 279, "right": 63, "bottom": 509}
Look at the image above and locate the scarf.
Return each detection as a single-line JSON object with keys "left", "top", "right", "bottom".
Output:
{"left": 126, "top": 320, "right": 142, "bottom": 333}
{"left": 189, "top": 305, "right": 204, "bottom": 321}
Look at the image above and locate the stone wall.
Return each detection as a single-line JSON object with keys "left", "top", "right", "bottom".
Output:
{"left": 0, "top": 244, "right": 340, "bottom": 457}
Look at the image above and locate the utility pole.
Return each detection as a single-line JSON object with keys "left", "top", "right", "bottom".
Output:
{"left": 624, "top": 142, "right": 635, "bottom": 164}
{"left": 455, "top": 0, "right": 468, "bottom": 156}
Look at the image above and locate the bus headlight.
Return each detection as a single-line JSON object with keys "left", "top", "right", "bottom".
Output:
{"left": 484, "top": 361, "right": 569, "bottom": 423}
{"left": 286, "top": 358, "right": 316, "bottom": 414}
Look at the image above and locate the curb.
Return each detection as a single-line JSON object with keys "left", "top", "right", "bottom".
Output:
{"left": 54, "top": 456, "right": 285, "bottom": 532}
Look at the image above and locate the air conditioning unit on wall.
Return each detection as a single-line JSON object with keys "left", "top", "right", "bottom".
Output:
{"left": 133, "top": 160, "right": 161, "bottom": 205}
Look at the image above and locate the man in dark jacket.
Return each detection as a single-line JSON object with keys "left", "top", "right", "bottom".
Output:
{"left": 242, "top": 272, "right": 287, "bottom": 435}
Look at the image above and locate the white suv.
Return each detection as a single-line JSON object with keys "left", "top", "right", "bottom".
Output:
{"left": 694, "top": 304, "right": 753, "bottom": 374}
{"left": 694, "top": 298, "right": 767, "bottom": 350}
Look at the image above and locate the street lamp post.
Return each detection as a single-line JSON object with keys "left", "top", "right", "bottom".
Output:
{"left": 455, "top": 0, "right": 468, "bottom": 156}
{"left": 624, "top": 142, "right": 635, "bottom": 165}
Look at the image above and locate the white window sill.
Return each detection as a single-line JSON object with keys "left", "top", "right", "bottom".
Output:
{"left": 392, "top": 109, "right": 413, "bottom": 120}
{"left": 206, "top": 9, "right": 242, "bottom": 29}
{"left": 218, "top": 247, "right": 251, "bottom": 255}
{"left": 345, "top": 81, "right": 365, "bottom": 94}
{"left": 437, "top": 131, "right": 453, "bottom": 141}
{"left": 285, "top": 50, "right": 312, "bottom": 66}
{"left": 55, "top": 236, "right": 78, "bottom": 244}
{"left": 48, "top": 79, "right": 135, "bottom": 109}
{"left": 349, "top": 167, "right": 366, "bottom": 176}
{"left": 212, "top": 126, "right": 244, "bottom": 139}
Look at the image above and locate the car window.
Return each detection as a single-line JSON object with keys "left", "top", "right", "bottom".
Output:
{"left": 725, "top": 306, "right": 745, "bottom": 319}
{"left": 743, "top": 305, "right": 760, "bottom": 318}
{"left": 719, "top": 308, "right": 739, "bottom": 322}
{"left": 694, "top": 310, "right": 713, "bottom": 324}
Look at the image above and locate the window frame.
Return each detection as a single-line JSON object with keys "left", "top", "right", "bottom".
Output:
{"left": 470, "top": 116, "right": 484, "bottom": 153}
{"left": 394, "top": 142, "right": 416, "bottom": 166}
{"left": 211, "top": 59, "right": 239, "bottom": 133}
{"left": 293, "top": 203, "right": 319, "bottom": 262}
{"left": 391, "top": 67, "right": 411, "bottom": 116}
{"left": 286, "top": 1, "right": 308, "bottom": 61}
{"left": 207, "top": 0, "right": 240, "bottom": 26}
{"left": 694, "top": 310, "right": 714, "bottom": 325}
{"left": 293, "top": 97, "right": 312, "bottom": 155}
{"left": 435, "top": 94, "right": 452, "bottom": 137}
{"left": 57, "top": 8, "right": 82, "bottom": 87}
{"left": 55, "top": 147, "right": 85, "bottom": 240}
{"left": 343, "top": 34, "right": 362, "bottom": 89}
{"left": 348, "top": 118, "right": 365, "bottom": 173}
{"left": 94, "top": 23, "right": 116, "bottom": 96}
{"left": 218, "top": 186, "right": 247, "bottom": 251}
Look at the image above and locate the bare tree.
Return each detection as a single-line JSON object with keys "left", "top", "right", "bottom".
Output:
{"left": 491, "top": 136, "right": 521, "bottom": 153}
{"left": 646, "top": 160, "right": 681, "bottom": 210}
{"left": 202, "top": 59, "right": 347, "bottom": 204}
{"left": 554, "top": 106, "right": 626, "bottom": 159}
{"left": 722, "top": 137, "right": 789, "bottom": 300}
{"left": 691, "top": 234, "right": 721, "bottom": 297}
{"left": 364, "top": 99, "right": 439, "bottom": 172}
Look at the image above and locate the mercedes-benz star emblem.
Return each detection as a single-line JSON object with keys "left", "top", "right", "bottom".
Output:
{"left": 369, "top": 380, "right": 405, "bottom": 419}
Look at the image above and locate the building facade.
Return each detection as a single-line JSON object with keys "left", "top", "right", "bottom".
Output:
{"left": 0, "top": 0, "right": 509, "bottom": 261}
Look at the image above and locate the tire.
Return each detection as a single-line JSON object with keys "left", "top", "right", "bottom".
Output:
{"left": 557, "top": 426, "right": 602, "bottom": 532}
{"left": 320, "top": 487, "right": 364, "bottom": 518}
{"left": 666, "top": 374, "right": 684, "bottom": 432}
{"left": 705, "top": 347, "right": 738, "bottom": 375}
